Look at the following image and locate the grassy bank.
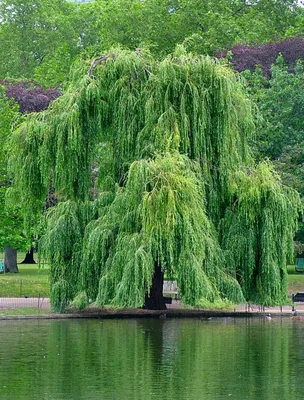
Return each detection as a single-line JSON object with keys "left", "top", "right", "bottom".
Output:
{"left": 287, "top": 265, "right": 304, "bottom": 295}
{"left": 0, "top": 256, "right": 303, "bottom": 299}
{"left": 0, "top": 252, "right": 49, "bottom": 297}
{"left": 0, "top": 307, "right": 51, "bottom": 316}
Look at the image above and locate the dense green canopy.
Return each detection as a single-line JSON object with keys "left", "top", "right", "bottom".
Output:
{"left": 9, "top": 48, "right": 300, "bottom": 311}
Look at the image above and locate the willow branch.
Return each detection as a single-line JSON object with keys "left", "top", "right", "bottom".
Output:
{"left": 88, "top": 53, "right": 115, "bottom": 78}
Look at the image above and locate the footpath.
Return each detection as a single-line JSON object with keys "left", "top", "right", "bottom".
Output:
{"left": 1, "top": 298, "right": 304, "bottom": 320}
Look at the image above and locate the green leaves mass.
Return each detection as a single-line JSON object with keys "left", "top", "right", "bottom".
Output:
{"left": 9, "top": 49, "right": 301, "bottom": 311}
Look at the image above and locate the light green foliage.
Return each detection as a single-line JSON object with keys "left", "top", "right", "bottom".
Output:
{"left": 70, "top": 291, "right": 89, "bottom": 311}
{"left": 87, "top": 153, "right": 243, "bottom": 307}
{"left": 222, "top": 162, "right": 301, "bottom": 305}
{"left": 9, "top": 49, "right": 300, "bottom": 311}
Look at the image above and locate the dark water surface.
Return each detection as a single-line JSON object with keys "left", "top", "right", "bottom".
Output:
{"left": 0, "top": 318, "right": 304, "bottom": 400}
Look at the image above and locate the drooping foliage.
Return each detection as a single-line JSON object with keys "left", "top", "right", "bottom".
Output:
{"left": 222, "top": 162, "right": 300, "bottom": 306}
{"left": 9, "top": 48, "right": 300, "bottom": 311}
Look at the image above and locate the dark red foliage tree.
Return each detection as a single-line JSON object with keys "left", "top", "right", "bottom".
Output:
{"left": 5, "top": 83, "right": 60, "bottom": 113}
{"left": 217, "top": 37, "right": 304, "bottom": 76}
{"left": 0, "top": 80, "right": 61, "bottom": 113}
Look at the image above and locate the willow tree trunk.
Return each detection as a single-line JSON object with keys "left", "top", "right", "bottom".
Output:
{"left": 143, "top": 263, "right": 166, "bottom": 310}
{"left": 4, "top": 247, "right": 18, "bottom": 273}
{"left": 20, "top": 247, "right": 36, "bottom": 264}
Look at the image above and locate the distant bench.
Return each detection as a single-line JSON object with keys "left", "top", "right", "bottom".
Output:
{"left": 163, "top": 280, "right": 179, "bottom": 301}
{"left": 296, "top": 257, "right": 304, "bottom": 273}
{"left": 292, "top": 292, "right": 304, "bottom": 303}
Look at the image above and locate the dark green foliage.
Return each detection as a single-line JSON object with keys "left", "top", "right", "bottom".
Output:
{"left": 9, "top": 49, "right": 300, "bottom": 311}
{"left": 243, "top": 56, "right": 304, "bottom": 197}
{"left": 0, "top": 0, "right": 83, "bottom": 85}
{"left": 91, "top": 0, "right": 301, "bottom": 56}
{"left": 0, "top": 88, "right": 28, "bottom": 251}
{"left": 1, "top": 0, "right": 301, "bottom": 88}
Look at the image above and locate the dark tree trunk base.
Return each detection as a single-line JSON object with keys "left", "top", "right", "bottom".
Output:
{"left": 20, "top": 248, "right": 36, "bottom": 264}
{"left": 143, "top": 263, "right": 167, "bottom": 310}
{"left": 4, "top": 247, "right": 18, "bottom": 273}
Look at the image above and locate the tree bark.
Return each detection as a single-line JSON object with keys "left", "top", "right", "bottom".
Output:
{"left": 4, "top": 247, "right": 18, "bottom": 273}
{"left": 20, "top": 247, "right": 36, "bottom": 264}
{"left": 143, "top": 262, "right": 166, "bottom": 310}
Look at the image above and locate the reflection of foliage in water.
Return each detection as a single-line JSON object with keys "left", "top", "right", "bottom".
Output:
{"left": 0, "top": 319, "right": 302, "bottom": 400}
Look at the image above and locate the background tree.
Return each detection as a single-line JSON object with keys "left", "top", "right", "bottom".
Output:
{"left": 0, "top": 0, "right": 302, "bottom": 86}
{"left": 227, "top": 42, "right": 304, "bottom": 251}
{"left": 84, "top": 0, "right": 302, "bottom": 57}
{"left": 179, "top": 0, "right": 301, "bottom": 55}
{"left": 0, "top": 87, "right": 27, "bottom": 272}
{"left": 218, "top": 37, "right": 304, "bottom": 76}
{"left": 239, "top": 54, "right": 304, "bottom": 197}
{"left": 9, "top": 49, "right": 300, "bottom": 311}
{"left": 0, "top": 0, "right": 82, "bottom": 85}
{"left": 0, "top": 81, "right": 61, "bottom": 270}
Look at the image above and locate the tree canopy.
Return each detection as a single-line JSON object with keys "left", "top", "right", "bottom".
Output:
{"left": 0, "top": 0, "right": 303, "bottom": 86}
{"left": 241, "top": 55, "right": 304, "bottom": 198}
{"left": 0, "top": 88, "right": 27, "bottom": 256}
{"left": 218, "top": 37, "right": 304, "bottom": 76}
{"left": 0, "top": 80, "right": 61, "bottom": 270}
{"left": 9, "top": 48, "right": 300, "bottom": 311}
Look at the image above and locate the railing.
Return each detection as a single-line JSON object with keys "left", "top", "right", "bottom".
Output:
{"left": 0, "top": 295, "right": 50, "bottom": 311}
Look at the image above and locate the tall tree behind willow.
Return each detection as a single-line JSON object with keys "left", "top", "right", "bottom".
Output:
{"left": 0, "top": 87, "right": 28, "bottom": 272}
{"left": 9, "top": 48, "right": 300, "bottom": 311}
{"left": 90, "top": 0, "right": 302, "bottom": 56}
{"left": 242, "top": 56, "right": 304, "bottom": 197}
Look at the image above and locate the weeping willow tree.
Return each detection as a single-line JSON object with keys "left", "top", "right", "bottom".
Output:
{"left": 8, "top": 47, "right": 300, "bottom": 311}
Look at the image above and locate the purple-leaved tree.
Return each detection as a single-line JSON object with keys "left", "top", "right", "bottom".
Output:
{"left": 217, "top": 37, "right": 304, "bottom": 76}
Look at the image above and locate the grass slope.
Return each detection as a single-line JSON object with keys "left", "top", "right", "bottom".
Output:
{"left": 0, "top": 307, "right": 51, "bottom": 316}
{"left": 0, "top": 253, "right": 303, "bottom": 299}
{"left": 0, "top": 252, "right": 49, "bottom": 297}
{"left": 287, "top": 265, "right": 304, "bottom": 295}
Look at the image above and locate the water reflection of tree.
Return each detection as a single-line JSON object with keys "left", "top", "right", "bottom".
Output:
{"left": 0, "top": 319, "right": 302, "bottom": 399}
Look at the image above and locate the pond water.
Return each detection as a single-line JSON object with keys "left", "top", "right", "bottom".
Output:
{"left": 0, "top": 317, "right": 304, "bottom": 399}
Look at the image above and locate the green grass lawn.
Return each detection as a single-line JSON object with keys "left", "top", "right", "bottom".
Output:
{"left": 0, "top": 252, "right": 303, "bottom": 299}
{"left": 287, "top": 264, "right": 304, "bottom": 295}
{"left": 0, "top": 307, "right": 51, "bottom": 316}
{"left": 0, "top": 252, "right": 50, "bottom": 297}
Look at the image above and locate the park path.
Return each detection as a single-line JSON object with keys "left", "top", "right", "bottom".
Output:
{"left": 1, "top": 297, "right": 304, "bottom": 315}
{"left": 0, "top": 297, "right": 50, "bottom": 309}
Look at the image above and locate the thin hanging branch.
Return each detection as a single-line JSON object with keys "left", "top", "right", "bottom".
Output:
{"left": 88, "top": 49, "right": 142, "bottom": 78}
{"left": 88, "top": 53, "right": 115, "bottom": 78}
